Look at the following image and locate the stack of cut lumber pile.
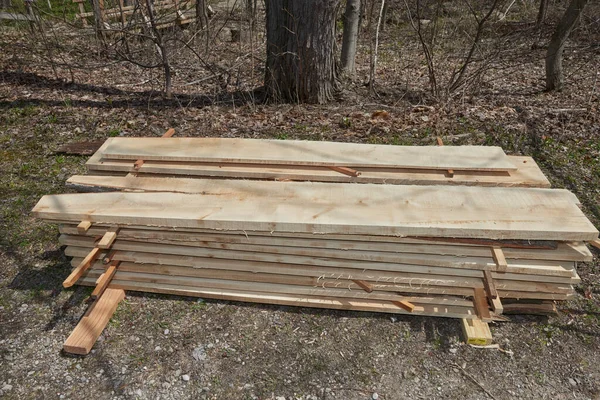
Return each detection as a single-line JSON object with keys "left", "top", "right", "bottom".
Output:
{"left": 32, "top": 136, "right": 599, "bottom": 353}
{"left": 76, "top": 137, "right": 552, "bottom": 187}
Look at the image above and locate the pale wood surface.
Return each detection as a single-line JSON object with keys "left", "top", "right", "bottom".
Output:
{"left": 63, "top": 288, "right": 125, "bottom": 355}
{"left": 76, "top": 278, "right": 483, "bottom": 319}
{"left": 100, "top": 138, "right": 517, "bottom": 171}
{"left": 73, "top": 254, "right": 577, "bottom": 294}
{"left": 59, "top": 235, "right": 576, "bottom": 277}
{"left": 32, "top": 181, "right": 598, "bottom": 240}
{"left": 76, "top": 258, "right": 575, "bottom": 301}
{"left": 58, "top": 225, "right": 592, "bottom": 262}
{"left": 82, "top": 156, "right": 550, "bottom": 187}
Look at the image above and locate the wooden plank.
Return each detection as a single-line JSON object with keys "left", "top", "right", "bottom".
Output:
{"left": 65, "top": 246, "right": 579, "bottom": 288}
{"left": 590, "top": 239, "right": 600, "bottom": 250}
{"left": 77, "top": 220, "right": 92, "bottom": 233}
{"left": 100, "top": 138, "right": 517, "bottom": 171}
{"left": 461, "top": 318, "right": 493, "bottom": 345}
{"left": 80, "top": 268, "right": 475, "bottom": 306}
{"left": 59, "top": 225, "right": 593, "bottom": 262}
{"left": 56, "top": 141, "right": 104, "bottom": 155}
{"left": 63, "top": 248, "right": 102, "bottom": 288}
{"left": 32, "top": 183, "right": 598, "bottom": 241}
{"left": 482, "top": 269, "right": 498, "bottom": 299}
{"left": 59, "top": 235, "right": 576, "bottom": 278}
{"left": 91, "top": 262, "right": 119, "bottom": 299}
{"left": 473, "top": 288, "right": 492, "bottom": 322}
{"left": 63, "top": 288, "right": 125, "bottom": 355}
{"left": 75, "top": 257, "right": 576, "bottom": 301}
{"left": 97, "top": 227, "right": 119, "bottom": 249}
{"left": 492, "top": 247, "right": 508, "bottom": 273}
{"left": 82, "top": 155, "right": 551, "bottom": 188}
{"left": 78, "top": 278, "right": 481, "bottom": 319}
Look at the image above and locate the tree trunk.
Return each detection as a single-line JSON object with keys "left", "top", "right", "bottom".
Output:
{"left": 535, "top": 0, "right": 548, "bottom": 29}
{"left": 264, "top": 0, "right": 341, "bottom": 104}
{"left": 545, "top": 0, "right": 589, "bottom": 91}
{"left": 196, "top": 0, "right": 208, "bottom": 30}
{"left": 341, "top": 0, "right": 361, "bottom": 74}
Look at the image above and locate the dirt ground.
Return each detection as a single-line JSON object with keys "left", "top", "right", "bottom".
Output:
{"left": 1, "top": 2, "right": 600, "bottom": 399}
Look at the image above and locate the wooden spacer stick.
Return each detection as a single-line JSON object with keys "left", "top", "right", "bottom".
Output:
{"left": 491, "top": 247, "right": 508, "bottom": 273}
{"left": 162, "top": 128, "right": 176, "bottom": 138}
{"left": 590, "top": 239, "right": 600, "bottom": 250}
{"left": 97, "top": 227, "right": 119, "bottom": 249}
{"left": 77, "top": 220, "right": 92, "bottom": 233}
{"left": 328, "top": 166, "right": 361, "bottom": 177}
{"left": 63, "top": 247, "right": 102, "bottom": 288}
{"left": 352, "top": 279, "right": 373, "bottom": 293}
{"left": 473, "top": 288, "right": 492, "bottom": 322}
{"left": 482, "top": 269, "right": 498, "bottom": 300}
{"left": 91, "top": 261, "right": 119, "bottom": 299}
{"left": 491, "top": 297, "right": 503, "bottom": 315}
{"left": 103, "top": 250, "right": 117, "bottom": 264}
{"left": 392, "top": 300, "right": 415, "bottom": 313}
{"left": 436, "top": 136, "right": 444, "bottom": 146}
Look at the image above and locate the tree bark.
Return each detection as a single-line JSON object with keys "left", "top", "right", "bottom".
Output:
{"left": 545, "top": 0, "right": 589, "bottom": 91}
{"left": 535, "top": 0, "right": 548, "bottom": 29}
{"left": 341, "top": 0, "right": 361, "bottom": 74}
{"left": 196, "top": 0, "right": 208, "bottom": 30}
{"left": 264, "top": 0, "right": 341, "bottom": 104}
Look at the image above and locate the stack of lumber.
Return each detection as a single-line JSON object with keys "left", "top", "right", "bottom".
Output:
{"left": 33, "top": 136, "right": 599, "bottom": 353}
{"left": 77, "top": 137, "right": 552, "bottom": 187}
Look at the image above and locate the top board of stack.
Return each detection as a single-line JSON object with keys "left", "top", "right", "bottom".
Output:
{"left": 32, "top": 134, "right": 599, "bottom": 354}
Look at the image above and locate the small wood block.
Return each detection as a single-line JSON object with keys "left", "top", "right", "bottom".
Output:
{"left": 446, "top": 169, "right": 454, "bottom": 178}
{"left": 63, "top": 248, "right": 102, "bottom": 288}
{"left": 461, "top": 318, "right": 493, "bottom": 346}
{"left": 352, "top": 279, "right": 373, "bottom": 293}
{"left": 436, "top": 136, "right": 444, "bottom": 146}
{"left": 482, "top": 269, "right": 498, "bottom": 299}
{"left": 63, "top": 288, "right": 125, "bottom": 355}
{"left": 162, "top": 128, "right": 176, "bottom": 138}
{"left": 328, "top": 166, "right": 361, "bottom": 177}
{"left": 77, "top": 220, "right": 92, "bottom": 233}
{"left": 133, "top": 159, "right": 144, "bottom": 170}
{"left": 590, "top": 239, "right": 600, "bottom": 250}
{"left": 491, "top": 297, "right": 503, "bottom": 314}
{"left": 473, "top": 288, "right": 492, "bottom": 322}
{"left": 392, "top": 300, "right": 415, "bottom": 313}
{"left": 491, "top": 247, "right": 508, "bottom": 273}
{"left": 97, "top": 227, "right": 119, "bottom": 249}
{"left": 103, "top": 250, "right": 117, "bottom": 264}
{"left": 91, "top": 262, "right": 119, "bottom": 299}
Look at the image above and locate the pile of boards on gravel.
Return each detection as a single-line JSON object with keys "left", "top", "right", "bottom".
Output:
{"left": 33, "top": 135, "right": 600, "bottom": 354}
